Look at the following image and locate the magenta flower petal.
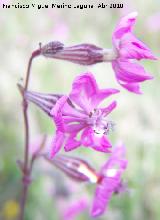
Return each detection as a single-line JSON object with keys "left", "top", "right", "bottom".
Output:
{"left": 111, "top": 12, "right": 156, "bottom": 93}
{"left": 91, "top": 89, "right": 119, "bottom": 108}
{"left": 112, "top": 12, "right": 157, "bottom": 60}
{"left": 113, "top": 12, "right": 156, "bottom": 60}
{"left": 81, "top": 128, "right": 112, "bottom": 153}
{"left": 70, "top": 73, "right": 99, "bottom": 113}
{"left": 101, "top": 143, "right": 127, "bottom": 173}
{"left": 112, "top": 59, "right": 153, "bottom": 94}
{"left": 91, "top": 143, "right": 128, "bottom": 217}
{"left": 118, "top": 33, "right": 157, "bottom": 60}
{"left": 101, "top": 101, "right": 117, "bottom": 115}
{"left": 51, "top": 95, "right": 68, "bottom": 132}
{"left": 121, "top": 82, "right": 142, "bottom": 94}
{"left": 91, "top": 177, "right": 118, "bottom": 217}
{"left": 70, "top": 73, "right": 119, "bottom": 112}
{"left": 112, "top": 59, "right": 153, "bottom": 82}
{"left": 80, "top": 128, "right": 93, "bottom": 146}
{"left": 113, "top": 12, "right": 137, "bottom": 42}
{"left": 50, "top": 131, "right": 65, "bottom": 158}
{"left": 64, "top": 134, "right": 81, "bottom": 152}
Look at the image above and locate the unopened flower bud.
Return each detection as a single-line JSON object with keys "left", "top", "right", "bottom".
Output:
{"left": 41, "top": 41, "right": 116, "bottom": 65}
{"left": 46, "top": 154, "right": 99, "bottom": 183}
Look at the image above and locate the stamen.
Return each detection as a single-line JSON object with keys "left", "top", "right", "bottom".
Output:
{"left": 87, "top": 109, "right": 115, "bottom": 135}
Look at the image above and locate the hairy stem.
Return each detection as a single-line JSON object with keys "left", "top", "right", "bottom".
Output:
{"left": 18, "top": 49, "right": 40, "bottom": 220}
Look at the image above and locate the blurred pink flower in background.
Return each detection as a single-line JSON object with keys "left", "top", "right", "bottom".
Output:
{"left": 91, "top": 143, "right": 128, "bottom": 217}
{"left": 50, "top": 73, "right": 119, "bottom": 157}
{"left": 53, "top": 21, "right": 69, "bottom": 41}
{"left": 52, "top": 175, "right": 89, "bottom": 220}
{"left": 63, "top": 197, "right": 88, "bottom": 220}
{"left": 111, "top": 12, "right": 157, "bottom": 94}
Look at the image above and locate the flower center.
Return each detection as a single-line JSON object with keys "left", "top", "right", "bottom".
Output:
{"left": 87, "top": 109, "right": 115, "bottom": 136}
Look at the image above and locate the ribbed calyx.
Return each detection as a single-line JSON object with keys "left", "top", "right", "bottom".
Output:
{"left": 46, "top": 154, "right": 99, "bottom": 183}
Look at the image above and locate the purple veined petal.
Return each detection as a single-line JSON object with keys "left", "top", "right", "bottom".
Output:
{"left": 65, "top": 123, "right": 86, "bottom": 133}
{"left": 91, "top": 135, "right": 112, "bottom": 153}
{"left": 50, "top": 131, "right": 65, "bottom": 158}
{"left": 62, "top": 115, "right": 87, "bottom": 123}
{"left": 119, "top": 33, "right": 157, "bottom": 60}
{"left": 69, "top": 73, "right": 99, "bottom": 114}
{"left": 91, "top": 89, "right": 119, "bottom": 109}
{"left": 101, "top": 101, "right": 117, "bottom": 116}
{"left": 51, "top": 95, "right": 68, "bottom": 132}
{"left": 114, "top": 64, "right": 144, "bottom": 94}
{"left": 62, "top": 100, "right": 87, "bottom": 119}
{"left": 70, "top": 72, "right": 119, "bottom": 113}
{"left": 64, "top": 134, "right": 81, "bottom": 152}
{"left": 101, "top": 144, "right": 128, "bottom": 177}
{"left": 121, "top": 82, "right": 142, "bottom": 94}
{"left": 112, "top": 59, "right": 153, "bottom": 83}
{"left": 91, "top": 144, "right": 128, "bottom": 217}
{"left": 91, "top": 177, "right": 119, "bottom": 217}
{"left": 112, "top": 12, "right": 138, "bottom": 47}
{"left": 81, "top": 128, "right": 112, "bottom": 152}
{"left": 81, "top": 127, "right": 94, "bottom": 147}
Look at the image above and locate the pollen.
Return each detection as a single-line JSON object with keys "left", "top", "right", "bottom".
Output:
{"left": 87, "top": 109, "right": 115, "bottom": 135}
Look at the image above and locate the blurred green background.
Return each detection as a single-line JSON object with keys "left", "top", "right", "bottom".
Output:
{"left": 0, "top": 0, "right": 160, "bottom": 219}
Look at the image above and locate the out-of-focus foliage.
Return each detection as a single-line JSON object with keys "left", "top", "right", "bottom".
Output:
{"left": 0, "top": 0, "right": 160, "bottom": 219}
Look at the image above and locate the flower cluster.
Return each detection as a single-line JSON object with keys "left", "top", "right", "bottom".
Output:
{"left": 44, "top": 142, "right": 127, "bottom": 217}
{"left": 19, "top": 12, "right": 157, "bottom": 219}
{"left": 41, "top": 12, "right": 156, "bottom": 94}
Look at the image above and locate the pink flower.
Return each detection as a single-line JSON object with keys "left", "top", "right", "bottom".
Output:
{"left": 111, "top": 12, "right": 157, "bottom": 94}
{"left": 63, "top": 198, "right": 88, "bottom": 220}
{"left": 91, "top": 143, "right": 128, "bottom": 217}
{"left": 50, "top": 73, "right": 119, "bottom": 157}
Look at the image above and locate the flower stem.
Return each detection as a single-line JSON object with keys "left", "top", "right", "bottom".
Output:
{"left": 18, "top": 48, "right": 40, "bottom": 220}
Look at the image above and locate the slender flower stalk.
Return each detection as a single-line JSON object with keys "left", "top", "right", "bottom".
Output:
{"left": 18, "top": 48, "right": 41, "bottom": 220}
